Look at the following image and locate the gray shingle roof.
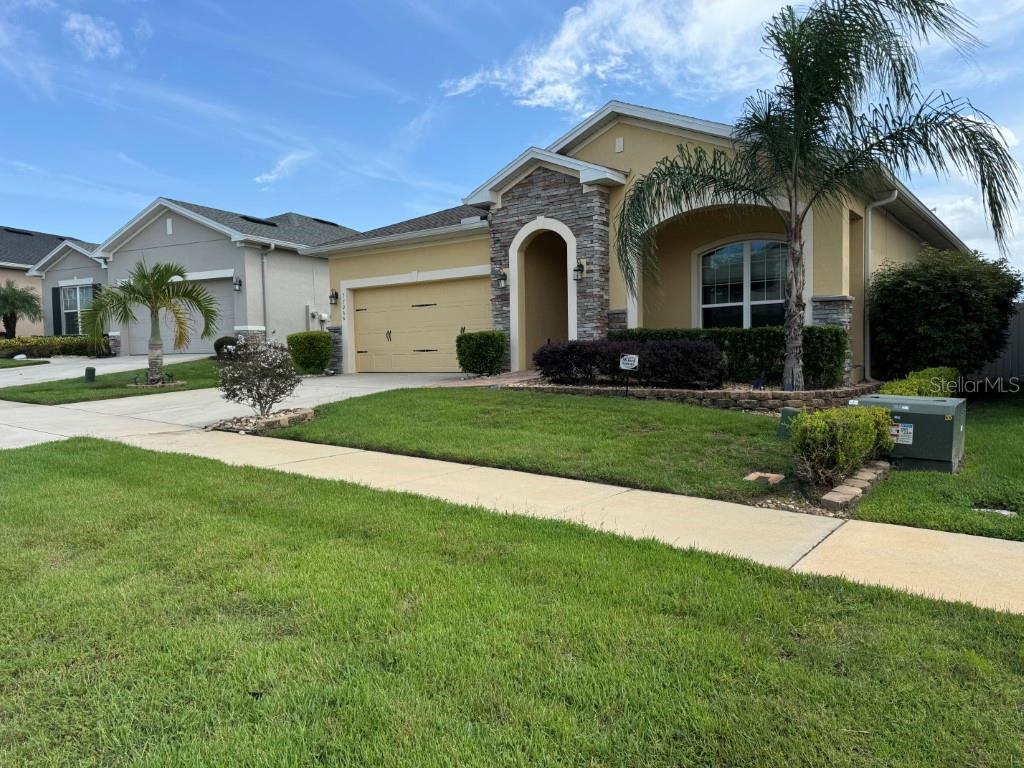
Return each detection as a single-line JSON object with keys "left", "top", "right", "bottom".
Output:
{"left": 0, "top": 226, "right": 93, "bottom": 268}
{"left": 319, "top": 205, "right": 488, "bottom": 247}
{"left": 164, "top": 199, "right": 359, "bottom": 247}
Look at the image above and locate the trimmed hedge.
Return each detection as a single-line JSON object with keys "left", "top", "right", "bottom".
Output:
{"left": 456, "top": 331, "right": 507, "bottom": 376}
{"left": 0, "top": 335, "right": 107, "bottom": 358}
{"left": 608, "top": 325, "right": 848, "bottom": 388}
{"left": 878, "top": 367, "right": 959, "bottom": 397}
{"left": 789, "top": 406, "right": 893, "bottom": 487}
{"left": 533, "top": 339, "right": 727, "bottom": 389}
{"left": 286, "top": 331, "right": 332, "bottom": 374}
{"left": 214, "top": 335, "right": 237, "bottom": 359}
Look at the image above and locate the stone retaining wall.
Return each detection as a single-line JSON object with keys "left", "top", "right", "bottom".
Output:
{"left": 512, "top": 381, "right": 880, "bottom": 412}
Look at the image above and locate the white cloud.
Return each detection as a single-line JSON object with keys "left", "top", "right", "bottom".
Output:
{"left": 133, "top": 18, "right": 153, "bottom": 44}
{"left": 922, "top": 191, "right": 1024, "bottom": 270}
{"left": 63, "top": 12, "right": 123, "bottom": 61}
{"left": 253, "top": 150, "right": 313, "bottom": 184}
{"left": 444, "top": 0, "right": 786, "bottom": 113}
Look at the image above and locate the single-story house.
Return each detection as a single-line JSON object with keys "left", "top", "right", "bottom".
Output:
{"left": 29, "top": 198, "right": 357, "bottom": 355}
{"left": 0, "top": 225, "right": 82, "bottom": 336}
{"left": 312, "top": 101, "right": 965, "bottom": 381}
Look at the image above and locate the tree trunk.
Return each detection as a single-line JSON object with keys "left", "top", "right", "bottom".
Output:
{"left": 148, "top": 308, "right": 164, "bottom": 384}
{"left": 783, "top": 228, "right": 806, "bottom": 391}
{"left": 1, "top": 314, "right": 15, "bottom": 339}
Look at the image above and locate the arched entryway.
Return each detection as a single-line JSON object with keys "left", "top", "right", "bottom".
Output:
{"left": 508, "top": 217, "right": 577, "bottom": 371}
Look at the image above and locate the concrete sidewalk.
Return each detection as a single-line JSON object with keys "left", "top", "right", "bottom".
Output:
{"left": 2, "top": 394, "right": 1022, "bottom": 614}
{"left": 0, "top": 354, "right": 209, "bottom": 386}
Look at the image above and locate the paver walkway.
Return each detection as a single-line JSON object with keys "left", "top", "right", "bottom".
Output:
{"left": 2, "top": 393, "right": 1023, "bottom": 615}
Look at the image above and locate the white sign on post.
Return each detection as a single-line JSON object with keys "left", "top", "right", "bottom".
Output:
{"left": 619, "top": 353, "right": 639, "bottom": 371}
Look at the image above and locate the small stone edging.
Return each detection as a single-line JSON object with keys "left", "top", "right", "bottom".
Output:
{"left": 208, "top": 408, "right": 314, "bottom": 435}
{"left": 510, "top": 380, "right": 880, "bottom": 413}
{"left": 820, "top": 460, "right": 891, "bottom": 512}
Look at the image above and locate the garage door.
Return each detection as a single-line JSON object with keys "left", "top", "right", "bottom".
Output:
{"left": 129, "top": 278, "right": 236, "bottom": 355}
{"left": 353, "top": 277, "right": 490, "bottom": 372}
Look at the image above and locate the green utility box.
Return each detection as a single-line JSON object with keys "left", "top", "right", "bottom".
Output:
{"left": 851, "top": 394, "right": 967, "bottom": 472}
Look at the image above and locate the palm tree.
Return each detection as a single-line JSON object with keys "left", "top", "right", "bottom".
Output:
{"left": 0, "top": 280, "right": 43, "bottom": 339}
{"left": 615, "top": 0, "right": 1019, "bottom": 389}
{"left": 82, "top": 262, "right": 220, "bottom": 384}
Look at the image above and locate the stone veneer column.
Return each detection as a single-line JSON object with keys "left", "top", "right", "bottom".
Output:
{"left": 487, "top": 167, "right": 611, "bottom": 369}
{"left": 812, "top": 294, "right": 854, "bottom": 384}
{"left": 327, "top": 325, "right": 343, "bottom": 372}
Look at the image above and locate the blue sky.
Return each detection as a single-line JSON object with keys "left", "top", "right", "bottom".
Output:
{"left": 2, "top": 0, "right": 1023, "bottom": 266}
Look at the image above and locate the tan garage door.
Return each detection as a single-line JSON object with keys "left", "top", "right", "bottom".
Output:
{"left": 354, "top": 277, "right": 490, "bottom": 372}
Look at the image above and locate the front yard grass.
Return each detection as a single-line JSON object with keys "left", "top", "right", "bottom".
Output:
{"left": 1, "top": 438, "right": 1022, "bottom": 766}
{"left": 0, "top": 357, "right": 220, "bottom": 404}
{"left": 856, "top": 392, "right": 1024, "bottom": 541}
{"left": 275, "top": 388, "right": 793, "bottom": 503}
{"left": 0, "top": 357, "right": 49, "bottom": 368}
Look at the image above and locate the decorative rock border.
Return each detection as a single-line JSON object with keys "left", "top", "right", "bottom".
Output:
{"left": 208, "top": 408, "right": 314, "bottom": 435}
{"left": 820, "top": 460, "right": 891, "bottom": 511}
{"left": 510, "top": 381, "right": 880, "bottom": 413}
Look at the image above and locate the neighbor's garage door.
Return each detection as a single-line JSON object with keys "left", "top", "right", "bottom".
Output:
{"left": 129, "top": 278, "right": 235, "bottom": 355}
{"left": 353, "top": 278, "right": 490, "bottom": 372}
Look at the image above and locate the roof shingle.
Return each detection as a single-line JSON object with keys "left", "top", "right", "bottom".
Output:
{"left": 164, "top": 199, "right": 359, "bottom": 247}
{"left": 0, "top": 226, "right": 93, "bottom": 268}
{"left": 318, "top": 205, "right": 488, "bottom": 247}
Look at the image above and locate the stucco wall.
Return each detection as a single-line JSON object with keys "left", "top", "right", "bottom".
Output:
{"left": 39, "top": 250, "right": 108, "bottom": 336}
{"left": 643, "top": 207, "right": 786, "bottom": 329}
{"left": 327, "top": 233, "right": 491, "bottom": 324}
{"left": 0, "top": 267, "right": 44, "bottom": 336}
{"left": 260, "top": 249, "right": 331, "bottom": 341}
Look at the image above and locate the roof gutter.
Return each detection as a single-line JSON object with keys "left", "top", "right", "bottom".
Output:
{"left": 0, "top": 261, "right": 31, "bottom": 271}
{"left": 863, "top": 189, "right": 899, "bottom": 381}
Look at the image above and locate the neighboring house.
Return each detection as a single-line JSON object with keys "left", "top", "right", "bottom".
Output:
{"left": 27, "top": 240, "right": 103, "bottom": 336}
{"left": 312, "top": 101, "right": 965, "bottom": 380}
{"left": 30, "top": 198, "right": 357, "bottom": 355}
{"left": 0, "top": 225, "right": 80, "bottom": 336}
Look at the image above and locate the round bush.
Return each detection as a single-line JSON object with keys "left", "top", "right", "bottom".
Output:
{"left": 789, "top": 406, "right": 893, "bottom": 487}
{"left": 214, "top": 335, "right": 237, "bottom": 359}
{"left": 456, "top": 331, "right": 507, "bottom": 375}
{"left": 869, "top": 248, "right": 1022, "bottom": 378}
{"left": 286, "top": 331, "right": 332, "bottom": 374}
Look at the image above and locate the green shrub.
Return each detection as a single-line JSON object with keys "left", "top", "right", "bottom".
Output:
{"left": 456, "top": 331, "right": 507, "bottom": 375}
{"left": 286, "top": 331, "right": 332, "bottom": 373}
{"left": 214, "top": 335, "right": 237, "bottom": 359}
{"left": 789, "top": 406, "right": 893, "bottom": 487}
{"left": 879, "top": 367, "right": 959, "bottom": 396}
{"left": 0, "top": 335, "right": 107, "bottom": 358}
{"left": 869, "top": 248, "right": 1022, "bottom": 378}
{"left": 608, "top": 325, "right": 847, "bottom": 388}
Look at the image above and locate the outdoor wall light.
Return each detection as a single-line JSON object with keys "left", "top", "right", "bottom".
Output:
{"left": 573, "top": 259, "right": 586, "bottom": 282}
{"left": 328, "top": 289, "right": 339, "bottom": 305}
{"left": 495, "top": 268, "right": 508, "bottom": 289}
{"left": 232, "top": 277, "right": 243, "bottom": 292}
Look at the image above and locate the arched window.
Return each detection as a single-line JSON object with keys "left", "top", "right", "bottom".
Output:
{"left": 700, "top": 239, "right": 786, "bottom": 328}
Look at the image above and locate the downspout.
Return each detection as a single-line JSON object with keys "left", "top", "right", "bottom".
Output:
{"left": 261, "top": 243, "right": 275, "bottom": 336}
{"left": 863, "top": 190, "right": 898, "bottom": 381}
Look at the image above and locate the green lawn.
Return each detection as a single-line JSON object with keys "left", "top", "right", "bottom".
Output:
{"left": 857, "top": 393, "right": 1024, "bottom": 541}
{"left": 1, "top": 439, "right": 1021, "bottom": 766}
{"left": 0, "top": 357, "right": 220, "bottom": 404}
{"left": 0, "top": 358, "right": 49, "bottom": 369}
{"left": 275, "top": 388, "right": 793, "bottom": 503}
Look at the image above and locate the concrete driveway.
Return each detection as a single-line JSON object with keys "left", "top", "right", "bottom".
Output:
{"left": 0, "top": 354, "right": 209, "bottom": 387}
{"left": 0, "top": 372, "right": 458, "bottom": 445}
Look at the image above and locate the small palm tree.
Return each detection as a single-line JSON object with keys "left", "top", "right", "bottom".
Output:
{"left": 0, "top": 280, "right": 43, "bottom": 339}
{"left": 82, "top": 262, "right": 220, "bottom": 384}
{"left": 616, "top": 0, "right": 1019, "bottom": 389}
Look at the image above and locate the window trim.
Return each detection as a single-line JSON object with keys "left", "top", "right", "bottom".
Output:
{"left": 691, "top": 234, "right": 787, "bottom": 329}
{"left": 60, "top": 284, "right": 95, "bottom": 336}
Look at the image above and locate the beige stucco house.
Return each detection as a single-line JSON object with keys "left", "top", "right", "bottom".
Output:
{"left": 314, "top": 101, "right": 964, "bottom": 381}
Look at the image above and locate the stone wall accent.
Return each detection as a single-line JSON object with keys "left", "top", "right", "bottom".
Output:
{"left": 607, "top": 308, "right": 627, "bottom": 331}
{"left": 511, "top": 381, "right": 879, "bottom": 413}
{"left": 488, "top": 166, "right": 610, "bottom": 368}
{"left": 812, "top": 294, "right": 855, "bottom": 385}
{"left": 821, "top": 460, "right": 891, "bottom": 512}
{"left": 106, "top": 332, "right": 121, "bottom": 357}
{"left": 327, "top": 325, "right": 343, "bottom": 372}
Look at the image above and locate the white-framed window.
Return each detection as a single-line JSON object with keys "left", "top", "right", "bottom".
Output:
{"left": 60, "top": 285, "right": 94, "bottom": 335}
{"left": 700, "top": 239, "right": 786, "bottom": 328}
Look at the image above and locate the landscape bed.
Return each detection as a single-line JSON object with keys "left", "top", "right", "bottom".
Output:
{"left": 1, "top": 438, "right": 1021, "bottom": 766}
